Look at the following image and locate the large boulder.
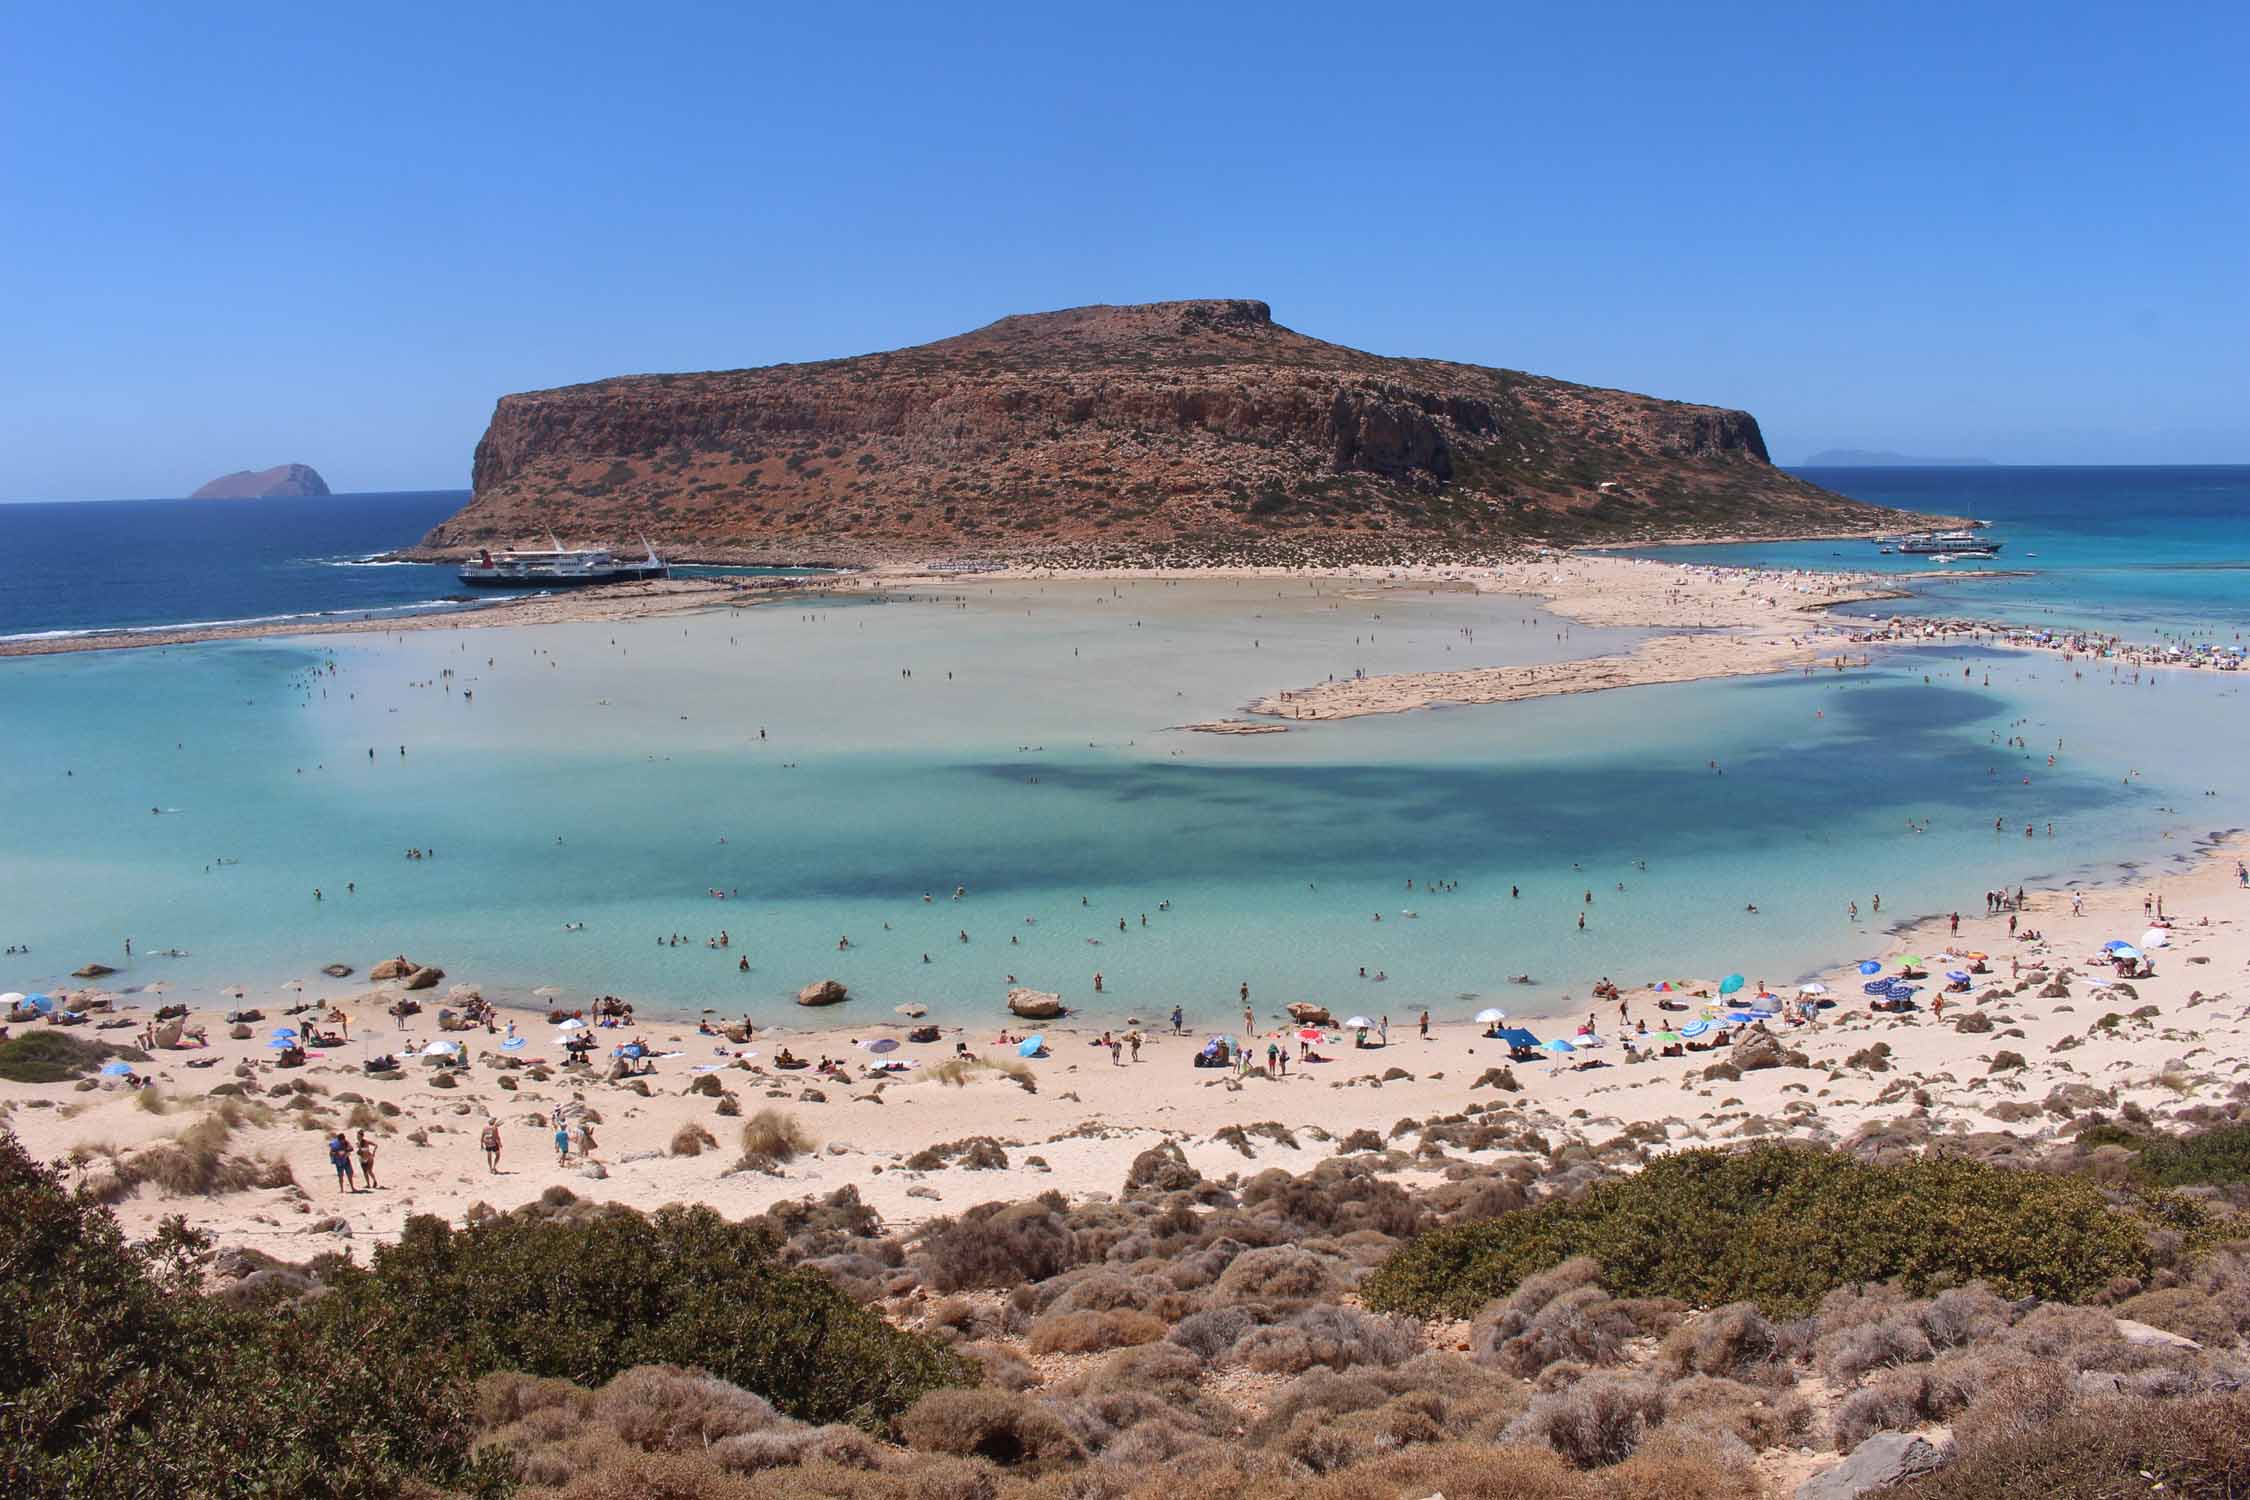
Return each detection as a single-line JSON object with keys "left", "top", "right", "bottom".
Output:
{"left": 1285, "top": 1002, "right": 1333, "bottom": 1025}
{"left": 369, "top": 956, "right": 416, "bottom": 981}
{"left": 72, "top": 963, "right": 117, "bottom": 979}
{"left": 1007, "top": 987, "right": 1064, "bottom": 1020}
{"left": 1731, "top": 1030, "right": 1804, "bottom": 1072}
{"left": 1796, "top": 1433, "right": 1945, "bottom": 1500}
{"left": 402, "top": 965, "right": 444, "bottom": 991}
{"left": 797, "top": 979, "right": 849, "bottom": 1007}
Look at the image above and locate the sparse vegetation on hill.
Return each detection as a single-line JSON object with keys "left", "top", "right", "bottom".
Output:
{"left": 9, "top": 1111, "right": 2249, "bottom": 1498}
{"left": 424, "top": 299, "right": 1934, "bottom": 565}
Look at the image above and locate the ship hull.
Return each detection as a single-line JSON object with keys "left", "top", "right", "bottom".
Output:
{"left": 457, "top": 564, "right": 670, "bottom": 588}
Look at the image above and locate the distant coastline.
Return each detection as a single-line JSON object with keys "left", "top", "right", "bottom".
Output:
{"left": 1798, "top": 449, "right": 1996, "bottom": 467}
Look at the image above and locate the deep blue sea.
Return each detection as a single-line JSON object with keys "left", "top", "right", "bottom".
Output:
{"left": 1626, "top": 465, "right": 2250, "bottom": 639}
{"left": 0, "top": 492, "right": 816, "bottom": 639}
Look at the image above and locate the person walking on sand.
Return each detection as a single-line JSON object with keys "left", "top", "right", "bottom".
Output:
{"left": 575, "top": 1120, "right": 597, "bottom": 1160}
{"left": 1128, "top": 1030, "right": 1141, "bottom": 1062}
{"left": 554, "top": 1120, "right": 572, "bottom": 1165}
{"left": 1169, "top": 1005, "right": 1183, "bottom": 1036}
{"left": 355, "top": 1130, "right": 379, "bottom": 1189}
{"left": 481, "top": 1119, "right": 502, "bottom": 1173}
{"left": 328, "top": 1132, "right": 356, "bottom": 1193}
{"left": 1418, "top": 1009, "right": 1430, "bottom": 1041}
{"left": 1108, "top": 1036, "right": 1123, "bottom": 1066}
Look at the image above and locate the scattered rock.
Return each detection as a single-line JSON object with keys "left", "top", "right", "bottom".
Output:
{"left": 579, "top": 1162, "right": 608, "bottom": 1180}
{"left": 321, "top": 964, "right": 353, "bottom": 978}
{"left": 71, "top": 963, "right": 117, "bottom": 979}
{"left": 303, "top": 1216, "right": 352, "bottom": 1237}
{"left": 1007, "top": 986, "right": 1064, "bottom": 1020}
{"left": 1796, "top": 1432, "right": 1945, "bottom": 1500}
{"left": 1731, "top": 1031, "right": 1805, "bottom": 1071}
{"left": 369, "top": 956, "right": 416, "bottom": 981}
{"left": 797, "top": 979, "right": 849, "bottom": 1007}
{"left": 1285, "top": 1002, "right": 1333, "bottom": 1025}
{"left": 2114, "top": 1317, "right": 2200, "bottom": 1350}
{"left": 402, "top": 965, "right": 444, "bottom": 991}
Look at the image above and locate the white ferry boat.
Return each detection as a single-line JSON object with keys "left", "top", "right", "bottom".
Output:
{"left": 1892, "top": 530, "right": 2002, "bottom": 555}
{"left": 458, "top": 537, "right": 670, "bottom": 589}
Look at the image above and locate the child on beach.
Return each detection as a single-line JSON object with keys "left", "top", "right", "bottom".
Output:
{"left": 554, "top": 1122, "right": 572, "bottom": 1165}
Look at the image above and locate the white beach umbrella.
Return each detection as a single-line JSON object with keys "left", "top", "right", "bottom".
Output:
{"left": 554, "top": 1017, "right": 588, "bottom": 1032}
{"left": 2140, "top": 928, "right": 2170, "bottom": 949}
{"left": 856, "top": 1037, "right": 900, "bottom": 1053}
{"left": 1473, "top": 1007, "right": 1508, "bottom": 1024}
{"left": 1343, "top": 1015, "right": 1376, "bottom": 1029}
{"left": 0, "top": 993, "right": 23, "bottom": 1007}
{"left": 1797, "top": 982, "right": 1828, "bottom": 996}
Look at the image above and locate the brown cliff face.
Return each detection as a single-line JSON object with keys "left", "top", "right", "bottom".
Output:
{"left": 425, "top": 300, "right": 1917, "bottom": 563}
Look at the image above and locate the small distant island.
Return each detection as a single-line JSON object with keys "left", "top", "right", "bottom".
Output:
{"left": 189, "top": 463, "right": 331, "bottom": 499}
{"left": 1798, "top": 449, "right": 1993, "bottom": 467}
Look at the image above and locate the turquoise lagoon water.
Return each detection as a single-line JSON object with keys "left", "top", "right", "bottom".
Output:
{"left": 3, "top": 578, "right": 2244, "bottom": 1031}
{"left": 1621, "top": 465, "right": 2250, "bottom": 641}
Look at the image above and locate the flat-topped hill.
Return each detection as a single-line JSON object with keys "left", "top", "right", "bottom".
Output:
{"left": 423, "top": 300, "right": 1929, "bottom": 564}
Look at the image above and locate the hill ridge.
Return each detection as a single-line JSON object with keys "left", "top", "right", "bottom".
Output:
{"left": 423, "top": 300, "right": 1928, "bottom": 563}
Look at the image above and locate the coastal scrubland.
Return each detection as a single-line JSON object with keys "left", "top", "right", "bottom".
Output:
{"left": 8, "top": 1107, "right": 2249, "bottom": 1499}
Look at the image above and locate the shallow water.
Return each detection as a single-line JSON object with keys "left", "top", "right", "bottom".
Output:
{"left": 1620, "top": 465, "right": 2250, "bottom": 639}
{"left": 3, "top": 580, "right": 2242, "bottom": 1030}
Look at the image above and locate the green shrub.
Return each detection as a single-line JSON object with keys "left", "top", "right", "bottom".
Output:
{"left": 1363, "top": 1144, "right": 2157, "bottom": 1320}
{"left": 0, "top": 1130, "right": 499, "bottom": 1498}
{"left": 325, "top": 1198, "right": 965, "bottom": 1427}
{"left": 2136, "top": 1123, "right": 2250, "bottom": 1188}
{"left": 0, "top": 1031, "right": 140, "bottom": 1084}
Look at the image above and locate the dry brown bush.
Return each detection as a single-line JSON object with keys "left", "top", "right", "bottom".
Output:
{"left": 1945, "top": 1359, "right": 2075, "bottom": 1451}
{"left": 896, "top": 1388, "right": 1085, "bottom": 1469}
{"left": 740, "top": 1109, "right": 810, "bottom": 1162}
{"left": 1890, "top": 1391, "right": 2250, "bottom": 1500}
{"left": 1473, "top": 1263, "right": 1648, "bottom": 1379}
{"left": 1169, "top": 1305, "right": 1259, "bottom": 1362}
{"left": 917, "top": 1199, "right": 1076, "bottom": 1293}
{"left": 1502, "top": 1374, "right": 1666, "bottom": 1468}
{"left": 1816, "top": 1312, "right": 1935, "bottom": 1385}
{"left": 1212, "top": 1244, "right": 1340, "bottom": 1305}
{"left": 598, "top": 1364, "right": 786, "bottom": 1450}
{"left": 1656, "top": 1303, "right": 1792, "bottom": 1385}
{"left": 1027, "top": 1309, "right": 1165, "bottom": 1356}
{"left": 1661, "top": 1374, "right": 1813, "bottom": 1449}
{"left": 669, "top": 1123, "right": 719, "bottom": 1157}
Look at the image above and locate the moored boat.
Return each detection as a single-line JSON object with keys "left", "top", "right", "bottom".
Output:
{"left": 458, "top": 536, "right": 669, "bottom": 588}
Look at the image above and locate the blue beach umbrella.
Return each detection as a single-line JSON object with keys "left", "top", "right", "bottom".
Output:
{"left": 1946, "top": 970, "right": 1972, "bottom": 984}
{"left": 1678, "top": 1019, "right": 1713, "bottom": 1039}
{"left": 2109, "top": 944, "right": 2142, "bottom": 962}
{"left": 500, "top": 1036, "right": 526, "bottom": 1050}
{"left": 1018, "top": 1035, "right": 1044, "bottom": 1057}
{"left": 2101, "top": 940, "right": 2132, "bottom": 952}
{"left": 1857, "top": 960, "right": 1882, "bottom": 976}
{"left": 1543, "top": 1038, "right": 1576, "bottom": 1054}
{"left": 1718, "top": 974, "right": 1745, "bottom": 995}
{"left": 1495, "top": 1027, "right": 1540, "bottom": 1049}
{"left": 99, "top": 1060, "right": 136, "bottom": 1077}
{"left": 25, "top": 993, "right": 54, "bottom": 1014}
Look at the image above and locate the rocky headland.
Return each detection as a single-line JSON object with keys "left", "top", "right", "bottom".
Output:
{"left": 417, "top": 300, "right": 1938, "bottom": 566}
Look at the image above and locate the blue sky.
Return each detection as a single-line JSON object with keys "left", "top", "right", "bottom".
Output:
{"left": 2, "top": 2, "right": 2244, "bottom": 498}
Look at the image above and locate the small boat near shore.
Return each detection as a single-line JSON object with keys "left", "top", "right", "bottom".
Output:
{"left": 458, "top": 536, "right": 669, "bottom": 589}
{"left": 1886, "top": 529, "right": 2003, "bottom": 555}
